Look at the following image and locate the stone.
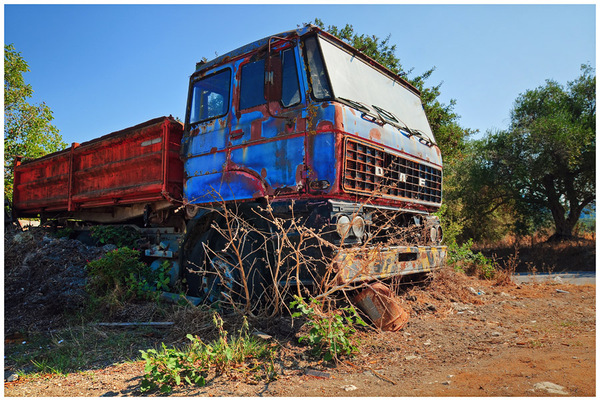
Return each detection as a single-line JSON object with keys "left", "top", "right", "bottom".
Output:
{"left": 533, "top": 382, "right": 569, "bottom": 395}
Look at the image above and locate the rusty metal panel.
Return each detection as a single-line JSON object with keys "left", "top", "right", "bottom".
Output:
{"left": 333, "top": 245, "right": 447, "bottom": 284}
{"left": 13, "top": 117, "right": 183, "bottom": 215}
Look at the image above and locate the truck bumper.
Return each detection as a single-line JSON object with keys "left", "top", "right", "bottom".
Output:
{"left": 333, "top": 245, "right": 447, "bottom": 284}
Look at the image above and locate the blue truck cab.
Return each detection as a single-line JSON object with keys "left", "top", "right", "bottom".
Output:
{"left": 180, "top": 25, "right": 446, "bottom": 302}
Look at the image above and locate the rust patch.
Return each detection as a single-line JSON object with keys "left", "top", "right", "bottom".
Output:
{"left": 317, "top": 120, "right": 333, "bottom": 131}
{"left": 334, "top": 103, "right": 345, "bottom": 130}
{"left": 295, "top": 164, "right": 305, "bottom": 189}
{"left": 251, "top": 120, "right": 262, "bottom": 141}
{"left": 369, "top": 128, "right": 382, "bottom": 141}
{"left": 297, "top": 118, "right": 307, "bottom": 132}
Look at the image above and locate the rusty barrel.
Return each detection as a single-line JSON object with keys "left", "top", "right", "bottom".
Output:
{"left": 353, "top": 283, "right": 408, "bottom": 332}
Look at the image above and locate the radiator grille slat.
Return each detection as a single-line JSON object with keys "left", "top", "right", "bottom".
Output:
{"left": 343, "top": 138, "right": 442, "bottom": 205}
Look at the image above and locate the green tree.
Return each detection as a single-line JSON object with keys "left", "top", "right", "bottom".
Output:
{"left": 476, "top": 65, "right": 595, "bottom": 240}
{"left": 4, "top": 44, "right": 66, "bottom": 201}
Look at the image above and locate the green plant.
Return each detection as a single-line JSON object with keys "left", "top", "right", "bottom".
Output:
{"left": 54, "top": 227, "right": 74, "bottom": 239}
{"left": 140, "top": 314, "right": 277, "bottom": 394}
{"left": 86, "top": 248, "right": 166, "bottom": 312}
{"left": 154, "top": 260, "right": 172, "bottom": 292}
{"left": 447, "top": 239, "right": 496, "bottom": 279}
{"left": 89, "top": 225, "right": 140, "bottom": 248}
{"left": 290, "top": 296, "right": 366, "bottom": 362}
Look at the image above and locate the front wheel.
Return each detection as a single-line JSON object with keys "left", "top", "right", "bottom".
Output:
{"left": 182, "top": 217, "right": 268, "bottom": 310}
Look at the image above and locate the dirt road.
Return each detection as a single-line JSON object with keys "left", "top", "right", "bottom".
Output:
{"left": 5, "top": 276, "right": 595, "bottom": 397}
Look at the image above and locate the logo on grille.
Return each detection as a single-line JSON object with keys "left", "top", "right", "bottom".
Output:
{"left": 419, "top": 178, "right": 427, "bottom": 186}
{"left": 375, "top": 166, "right": 384, "bottom": 177}
{"left": 399, "top": 173, "right": 407, "bottom": 183}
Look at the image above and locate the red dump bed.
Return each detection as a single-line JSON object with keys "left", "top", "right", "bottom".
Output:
{"left": 13, "top": 116, "right": 184, "bottom": 216}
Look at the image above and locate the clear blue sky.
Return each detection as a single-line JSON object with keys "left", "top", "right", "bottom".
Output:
{"left": 5, "top": 4, "right": 596, "bottom": 145}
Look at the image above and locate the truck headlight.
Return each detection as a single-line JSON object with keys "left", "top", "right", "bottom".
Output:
{"left": 336, "top": 215, "right": 351, "bottom": 238}
{"left": 351, "top": 216, "right": 365, "bottom": 239}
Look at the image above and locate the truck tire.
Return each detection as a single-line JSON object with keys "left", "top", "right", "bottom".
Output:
{"left": 182, "top": 216, "right": 268, "bottom": 309}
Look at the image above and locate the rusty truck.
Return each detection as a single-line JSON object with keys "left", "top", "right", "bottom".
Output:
{"left": 12, "top": 25, "right": 447, "bottom": 306}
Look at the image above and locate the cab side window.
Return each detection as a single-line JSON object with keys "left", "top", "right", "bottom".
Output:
{"left": 239, "top": 47, "right": 301, "bottom": 111}
{"left": 190, "top": 69, "right": 231, "bottom": 124}
{"left": 240, "top": 59, "right": 266, "bottom": 110}
{"left": 281, "top": 48, "right": 300, "bottom": 107}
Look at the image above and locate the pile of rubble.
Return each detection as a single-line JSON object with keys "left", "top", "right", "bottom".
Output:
{"left": 4, "top": 227, "right": 107, "bottom": 334}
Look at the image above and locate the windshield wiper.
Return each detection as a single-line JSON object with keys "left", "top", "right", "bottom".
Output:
{"left": 371, "top": 105, "right": 434, "bottom": 145}
{"left": 372, "top": 104, "right": 411, "bottom": 132}
{"left": 413, "top": 129, "right": 435, "bottom": 145}
{"left": 338, "top": 97, "right": 374, "bottom": 115}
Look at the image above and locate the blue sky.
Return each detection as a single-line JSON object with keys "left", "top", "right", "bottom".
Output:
{"left": 4, "top": 4, "right": 596, "bottom": 145}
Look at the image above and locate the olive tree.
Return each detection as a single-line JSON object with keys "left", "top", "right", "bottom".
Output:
{"left": 477, "top": 65, "right": 595, "bottom": 240}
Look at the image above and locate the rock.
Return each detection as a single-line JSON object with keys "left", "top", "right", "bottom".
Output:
{"left": 405, "top": 355, "right": 419, "bottom": 361}
{"left": 5, "top": 373, "right": 19, "bottom": 382}
{"left": 533, "top": 382, "right": 569, "bottom": 395}
{"left": 342, "top": 385, "right": 357, "bottom": 392}
{"left": 12, "top": 232, "right": 33, "bottom": 244}
{"left": 491, "top": 332, "right": 502, "bottom": 337}
{"left": 556, "top": 289, "right": 570, "bottom": 294}
{"left": 102, "top": 244, "right": 117, "bottom": 252}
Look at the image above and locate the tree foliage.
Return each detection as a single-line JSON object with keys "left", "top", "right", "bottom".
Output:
{"left": 4, "top": 44, "right": 66, "bottom": 200}
{"left": 474, "top": 65, "right": 595, "bottom": 240}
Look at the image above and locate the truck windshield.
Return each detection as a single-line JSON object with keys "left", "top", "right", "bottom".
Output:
{"left": 190, "top": 69, "right": 231, "bottom": 125}
{"left": 309, "top": 36, "right": 436, "bottom": 144}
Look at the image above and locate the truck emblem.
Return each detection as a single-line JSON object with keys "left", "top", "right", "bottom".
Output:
{"left": 419, "top": 178, "right": 427, "bottom": 187}
{"left": 399, "top": 173, "right": 407, "bottom": 183}
{"left": 375, "top": 166, "right": 384, "bottom": 177}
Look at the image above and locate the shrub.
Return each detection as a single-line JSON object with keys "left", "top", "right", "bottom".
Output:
{"left": 140, "top": 314, "right": 277, "bottom": 394}
{"left": 86, "top": 248, "right": 170, "bottom": 312}
{"left": 290, "top": 296, "right": 366, "bottom": 362}
{"left": 89, "top": 225, "right": 140, "bottom": 248}
{"left": 447, "top": 239, "right": 496, "bottom": 279}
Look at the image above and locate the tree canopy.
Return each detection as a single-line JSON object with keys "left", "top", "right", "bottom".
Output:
{"left": 474, "top": 65, "right": 596, "bottom": 240}
{"left": 4, "top": 44, "right": 65, "bottom": 201}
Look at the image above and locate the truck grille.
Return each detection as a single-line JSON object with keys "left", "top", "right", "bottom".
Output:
{"left": 343, "top": 138, "right": 442, "bottom": 205}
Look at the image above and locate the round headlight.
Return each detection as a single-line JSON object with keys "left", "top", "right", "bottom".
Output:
{"left": 437, "top": 226, "right": 444, "bottom": 243}
{"left": 336, "top": 215, "right": 351, "bottom": 238}
{"left": 430, "top": 227, "right": 438, "bottom": 243}
{"left": 351, "top": 216, "right": 365, "bottom": 239}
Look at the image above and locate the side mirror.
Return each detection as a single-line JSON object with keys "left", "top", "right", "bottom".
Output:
{"left": 264, "top": 53, "right": 282, "bottom": 102}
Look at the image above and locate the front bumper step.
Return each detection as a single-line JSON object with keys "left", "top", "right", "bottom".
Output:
{"left": 333, "top": 245, "right": 447, "bottom": 284}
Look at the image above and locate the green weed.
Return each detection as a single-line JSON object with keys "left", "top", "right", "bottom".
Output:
{"left": 447, "top": 238, "right": 496, "bottom": 279}
{"left": 89, "top": 225, "right": 140, "bottom": 248}
{"left": 85, "top": 247, "right": 171, "bottom": 315}
{"left": 290, "top": 296, "right": 367, "bottom": 362}
{"left": 139, "top": 314, "right": 277, "bottom": 394}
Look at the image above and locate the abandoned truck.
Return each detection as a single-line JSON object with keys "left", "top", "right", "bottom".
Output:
{"left": 12, "top": 25, "right": 447, "bottom": 306}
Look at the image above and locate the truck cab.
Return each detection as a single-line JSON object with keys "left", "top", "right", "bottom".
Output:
{"left": 181, "top": 25, "right": 446, "bottom": 299}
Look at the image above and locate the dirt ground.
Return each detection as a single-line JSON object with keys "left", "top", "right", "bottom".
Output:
{"left": 4, "top": 227, "right": 596, "bottom": 397}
